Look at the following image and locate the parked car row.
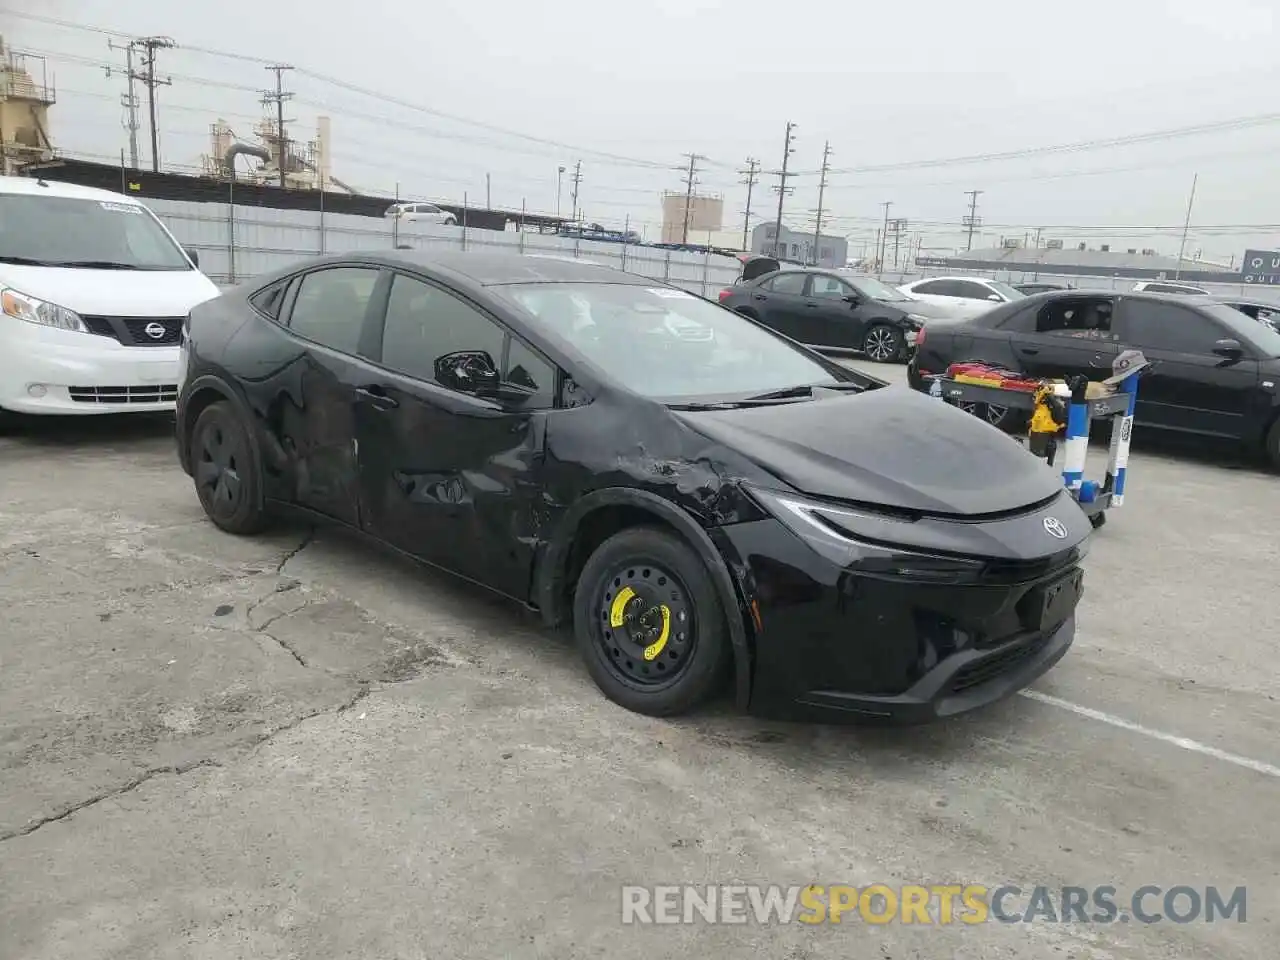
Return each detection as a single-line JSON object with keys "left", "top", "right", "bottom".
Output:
{"left": 906, "top": 289, "right": 1280, "bottom": 467}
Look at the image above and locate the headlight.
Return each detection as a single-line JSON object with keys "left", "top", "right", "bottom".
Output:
{"left": 747, "top": 486, "right": 986, "bottom": 582}
{"left": 905, "top": 314, "right": 929, "bottom": 326}
{"left": 0, "top": 287, "right": 88, "bottom": 333}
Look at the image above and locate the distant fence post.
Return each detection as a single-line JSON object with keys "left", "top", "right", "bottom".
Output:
{"left": 462, "top": 193, "right": 469, "bottom": 252}
{"left": 519, "top": 199, "right": 526, "bottom": 254}
{"left": 393, "top": 182, "right": 400, "bottom": 249}
{"left": 701, "top": 244, "right": 710, "bottom": 297}
{"left": 664, "top": 249, "right": 671, "bottom": 281}
{"left": 227, "top": 177, "right": 236, "bottom": 285}
{"left": 318, "top": 179, "right": 326, "bottom": 255}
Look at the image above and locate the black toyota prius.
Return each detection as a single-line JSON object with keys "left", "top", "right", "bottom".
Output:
{"left": 175, "top": 250, "right": 1089, "bottom": 723}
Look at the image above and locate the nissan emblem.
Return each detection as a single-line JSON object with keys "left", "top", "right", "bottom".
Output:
{"left": 144, "top": 322, "right": 166, "bottom": 340}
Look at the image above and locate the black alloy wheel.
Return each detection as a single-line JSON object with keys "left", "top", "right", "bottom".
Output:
{"left": 191, "top": 402, "right": 268, "bottom": 535}
{"left": 572, "top": 527, "right": 729, "bottom": 717}
{"left": 863, "top": 323, "right": 904, "bottom": 363}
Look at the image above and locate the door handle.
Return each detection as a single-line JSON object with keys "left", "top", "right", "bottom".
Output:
{"left": 1018, "top": 346, "right": 1040, "bottom": 356}
{"left": 753, "top": 294, "right": 767, "bottom": 301}
{"left": 804, "top": 301, "right": 820, "bottom": 308}
{"left": 356, "top": 385, "right": 399, "bottom": 409}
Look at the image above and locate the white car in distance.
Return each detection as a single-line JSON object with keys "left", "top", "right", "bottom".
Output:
{"left": 384, "top": 202, "right": 457, "bottom": 226}
{"left": 898, "top": 275, "right": 1026, "bottom": 318}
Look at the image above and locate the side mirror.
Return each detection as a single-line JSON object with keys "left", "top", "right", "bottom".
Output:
{"left": 184, "top": 246, "right": 200, "bottom": 268}
{"left": 434, "top": 350, "right": 501, "bottom": 394}
{"left": 986, "top": 293, "right": 1003, "bottom": 302}
{"left": 1212, "top": 338, "right": 1244, "bottom": 359}
{"left": 842, "top": 294, "right": 861, "bottom": 304}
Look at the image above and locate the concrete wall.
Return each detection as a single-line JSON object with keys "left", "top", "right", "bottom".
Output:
{"left": 144, "top": 198, "right": 743, "bottom": 296}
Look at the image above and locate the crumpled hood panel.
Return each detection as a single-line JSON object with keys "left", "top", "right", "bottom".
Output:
{"left": 673, "top": 387, "right": 1063, "bottom": 516}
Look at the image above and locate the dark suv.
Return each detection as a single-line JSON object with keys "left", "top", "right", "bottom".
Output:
{"left": 907, "top": 289, "right": 1280, "bottom": 466}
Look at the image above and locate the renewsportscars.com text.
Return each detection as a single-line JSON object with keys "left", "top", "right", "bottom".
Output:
{"left": 621, "top": 884, "right": 1247, "bottom": 925}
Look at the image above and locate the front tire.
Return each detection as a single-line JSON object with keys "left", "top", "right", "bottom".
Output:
{"left": 572, "top": 526, "right": 730, "bottom": 717}
{"left": 190, "top": 401, "right": 269, "bottom": 535}
{"left": 863, "top": 323, "right": 904, "bottom": 363}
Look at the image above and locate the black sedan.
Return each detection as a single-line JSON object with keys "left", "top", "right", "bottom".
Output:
{"left": 907, "top": 289, "right": 1280, "bottom": 467}
{"left": 176, "top": 251, "right": 1089, "bottom": 723}
{"left": 718, "top": 268, "right": 951, "bottom": 362}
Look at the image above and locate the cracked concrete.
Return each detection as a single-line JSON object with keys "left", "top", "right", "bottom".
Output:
{"left": 1, "top": 385, "right": 1278, "bottom": 960}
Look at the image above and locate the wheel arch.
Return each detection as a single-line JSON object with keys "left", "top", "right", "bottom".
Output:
{"left": 533, "top": 487, "right": 752, "bottom": 709}
{"left": 179, "top": 375, "right": 266, "bottom": 510}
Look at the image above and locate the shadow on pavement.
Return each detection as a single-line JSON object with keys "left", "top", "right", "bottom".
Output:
{"left": 0, "top": 413, "right": 177, "bottom": 449}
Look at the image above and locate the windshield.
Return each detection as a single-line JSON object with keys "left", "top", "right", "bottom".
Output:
{"left": 495, "top": 282, "right": 843, "bottom": 400}
{"left": 0, "top": 194, "right": 192, "bottom": 270}
{"left": 986, "top": 280, "right": 1026, "bottom": 301}
{"left": 1202, "top": 302, "right": 1280, "bottom": 356}
{"left": 843, "top": 274, "right": 911, "bottom": 302}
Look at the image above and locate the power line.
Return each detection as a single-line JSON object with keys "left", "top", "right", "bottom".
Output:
{"left": 813, "top": 141, "right": 832, "bottom": 264}
{"left": 964, "top": 189, "right": 983, "bottom": 251}
{"left": 262, "top": 64, "right": 294, "bottom": 189}
{"left": 770, "top": 121, "right": 797, "bottom": 258}
{"left": 104, "top": 39, "right": 139, "bottom": 167}
{"left": 739, "top": 157, "right": 760, "bottom": 251}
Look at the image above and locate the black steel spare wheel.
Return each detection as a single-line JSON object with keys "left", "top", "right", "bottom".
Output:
{"left": 191, "top": 401, "right": 268, "bottom": 535}
{"left": 573, "top": 527, "right": 729, "bottom": 717}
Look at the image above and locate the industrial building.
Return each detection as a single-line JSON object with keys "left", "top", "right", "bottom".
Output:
{"left": 916, "top": 243, "right": 1242, "bottom": 283}
{"left": 0, "top": 38, "right": 55, "bottom": 175}
{"left": 751, "top": 222, "right": 848, "bottom": 268}
{"left": 660, "top": 192, "right": 724, "bottom": 244}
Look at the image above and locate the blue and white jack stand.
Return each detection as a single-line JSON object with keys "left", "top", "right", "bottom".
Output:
{"left": 1099, "top": 350, "right": 1146, "bottom": 512}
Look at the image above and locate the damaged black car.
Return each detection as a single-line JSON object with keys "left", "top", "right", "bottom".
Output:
{"left": 175, "top": 251, "right": 1089, "bottom": 723}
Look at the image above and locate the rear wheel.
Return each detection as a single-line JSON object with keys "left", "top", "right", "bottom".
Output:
{"left": 190, "top": 401, "right": 269, "bottom": 535}
{"left": 863, "top": 323, "right": 904, "bottom": 363}
{"left": 572, "top": 527, "right": 729, "bottom": 717}
{"left": 956, "top": 400, "right": 1027, "bottom": 433}
{"left": 1265, "top": 418, "right": 1280, "bottom": 471}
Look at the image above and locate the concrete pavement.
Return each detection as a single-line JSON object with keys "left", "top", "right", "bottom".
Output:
{"left": 1, "top": 384, "right": 1276, "bottom": 959}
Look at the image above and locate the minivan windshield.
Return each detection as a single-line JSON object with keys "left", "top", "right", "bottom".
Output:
{"left": 496, "top": 282, "right": 845, "bottom": 400}
{"left": 0, "top": 194, "right": 192, "bottom": 270}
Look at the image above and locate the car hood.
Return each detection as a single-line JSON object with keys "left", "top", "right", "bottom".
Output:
{"left": 673, "top": 387, "right": 1063, "bottom": 516}
{"left": 0, "top": 263, "right": 221, "bottom": 316}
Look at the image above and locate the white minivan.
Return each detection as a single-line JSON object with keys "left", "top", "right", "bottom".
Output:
{"left": 0, "top": 175, "right": 221, "bottom": 423}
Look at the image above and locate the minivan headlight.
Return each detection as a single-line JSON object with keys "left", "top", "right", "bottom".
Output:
{"left": 0, "top": 287, "right": 88, "bottom": 332}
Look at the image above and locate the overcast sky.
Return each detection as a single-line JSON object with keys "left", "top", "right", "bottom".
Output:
{"left": 6, "top": 0, "right": 1280, "bottom": 261}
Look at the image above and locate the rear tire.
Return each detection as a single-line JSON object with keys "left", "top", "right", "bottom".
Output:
{"left": 862, "top": 323, "right": 904, "bottom": 363}
{"left": 1265, "top": 417, "right": 1280, "bottom": 471}
{"left": 189, "top": 401, "right": 269, "bottom": 535}
{"left": 572, "top": 526, "right": 730, "bottom": 717}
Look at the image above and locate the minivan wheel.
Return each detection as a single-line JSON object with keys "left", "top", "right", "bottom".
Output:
{"left": 863, "top": 324, "right": 904, "bottom": 363}
{"left": 190, "top": 401, "right": 269, "bottom": 535}
{"left": 572, "top": 527, "right": 730, "bottom": 717}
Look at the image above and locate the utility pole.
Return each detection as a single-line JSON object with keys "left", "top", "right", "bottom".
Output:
{"left": 812, "top": 140, "right": 832, "bottom": 265}
{"left": 131, "top": 36, "right": 175, "bottom": 172}
{"left": 739, "top": 157, "right": 759, "bottom": 251}
{"left": 679, "top": 153, "right": 705, "bottom": 244}
{"left": 964, "top": 189, "right": 984, "bottom": 251}
{"left": 1174, "top": 172, "right": 1198, "bottom": 280}
{"left": 486, "top": 173, "right": 492, "bottom": 209}
{"left": 889, "top": 218, "right": 908, "bottom": 270}
{"left": 877, "top": 201, "right": 892, "bottom": 276}
{"left": 569, "top": 160, "right": 583, "bottom": 223}
{"left": 106, "top": 40, "right": 140, "bottom": 168}
{"left": 262, "top": 65, "right": 294, "bottom": 188}
{"left": 771, "top": 121, "right": 798, "bottom": 259}
{"left": 1034, "top": 226, "right": 1043, "bottom": 249}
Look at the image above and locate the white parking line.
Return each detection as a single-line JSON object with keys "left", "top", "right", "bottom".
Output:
{"left": 1020, "top": 689, "right": 1280, "bottom": 779}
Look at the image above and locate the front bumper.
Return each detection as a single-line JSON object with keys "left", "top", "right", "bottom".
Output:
{"left": 0, "top": 321, "right": 179, "bottom": 415}
{"left": 713, "top": 516, "right": 1083, "bottom": 724}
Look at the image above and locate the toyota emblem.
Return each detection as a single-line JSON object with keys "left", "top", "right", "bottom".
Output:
{"left": 143, "top": 322, "right": 167, "bottom": 340}
{"left": 1043, "top": 516, "right": 1069, "bottom": 539}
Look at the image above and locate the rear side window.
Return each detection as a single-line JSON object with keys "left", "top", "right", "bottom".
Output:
{"left": 954, "top": 281, "right": 996, "bottom": 300}
{"left": 764, "top": 273, "right": 807, "bottom": 295}
{"left": 249, "top": 280, "right": 288, "bottom": 319}
{"left": 286, "top": 267, "right": 380, "bottom": 355}
{"left": 1034, "top": 298, "right": 1116, "bottom": 340}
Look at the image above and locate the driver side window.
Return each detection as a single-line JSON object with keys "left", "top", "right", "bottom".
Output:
{"left": 808, "top": 275, "right": 850, "bottom": 299}
{"left": 379, "top": 274, "right": 556, "bottom": 407}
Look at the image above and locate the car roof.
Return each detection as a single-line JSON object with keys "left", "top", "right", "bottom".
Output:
{"left": 907, "top": 275, "right": 997, "bottom": 284}
{"left": 0, "top": 174, "right": 148, "bottom": 205}
{"left": 260, "top": 249, "right": 652, "bottom": 288}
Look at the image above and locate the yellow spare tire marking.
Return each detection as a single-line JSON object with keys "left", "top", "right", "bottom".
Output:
{"left": 609, "top": 587, "right": 636, "bottom": 627}
{"left": 643, "top": 606, "right": 671, "bottom": 661}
